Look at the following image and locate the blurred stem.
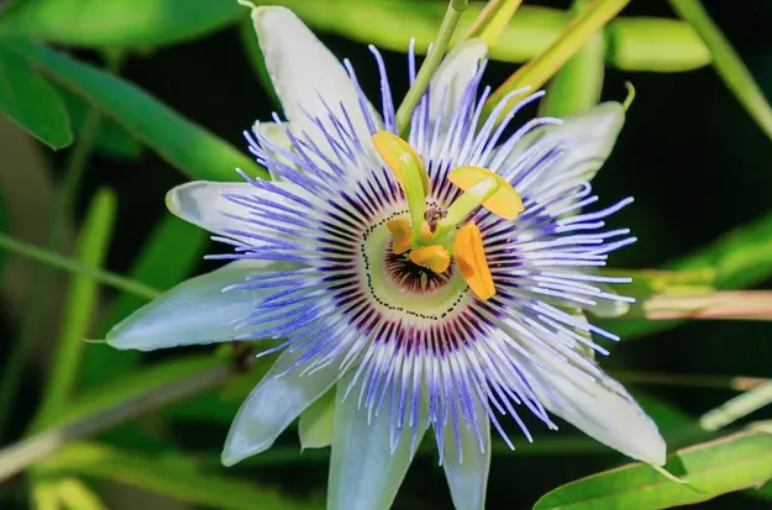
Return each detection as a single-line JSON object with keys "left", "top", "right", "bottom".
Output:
{"left": 395, "top": 0, "right": 468, "bottom": 134}
{"left": 0, "top": 361, "right": 232, "bottom": 483}
{"left": 612, "top": 370, "right": 769, "bottom": 391}
{"left": 700, "top": 380, "right": 772, "bottom": 432}
{"left": 0, "top": 232, "right": 160, "bottom": 300}
{"left": 484, "top": 0, "right": 629, "bottom": 122}
{"left": 0, "top": 56, "right": 125, "bottom": 436}
{"left": 464, "top": 0, "right": 524, "bottom": 46}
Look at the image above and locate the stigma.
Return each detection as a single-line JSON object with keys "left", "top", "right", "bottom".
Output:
{"left": 372, "top": 131, "right": 524, "bottom": 301}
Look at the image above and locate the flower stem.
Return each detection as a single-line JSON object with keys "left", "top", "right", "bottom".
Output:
{"left": 0, "top": 362, "right": 232, "bottom": 483}
{"left": 395, "top": 0, "right": 468, "bottom": 135}
{"left": 0, "top": 232, "right": 161, "bottom": 300}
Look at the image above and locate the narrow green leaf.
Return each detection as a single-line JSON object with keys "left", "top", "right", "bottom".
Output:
{"left": 485, "top": 0, "right": 630, "bottom": 121}
{"left": 4, "top": 41, "right": 264, "bottom": 181}
{"left": 35, "top": 188, "right": 116, "bottom": 426}
{"left": 532, "top": 431, "right": 772, "bottom": 510}
{"left": 0, "top": 0, "right": 244, "bottom": 49}
{"left": 668, "top": 0, "right": 772, "bottom": 142}
{"left": 539, "top": 0, "right": 605, "bottom": 118}
{"left": 55, "top": 479, "right": 107, "bottom": 510}
{"left": 0, "top": 45, "right": 71, "bottom": 148}
{"left": 298, "top": 389, "right": 335, "bottom": 449}
{"left": 40, "top": 443, "right": 324, "bottom": 510}
{"left": 81, "top": 214, "right": 209, "bottom": 389}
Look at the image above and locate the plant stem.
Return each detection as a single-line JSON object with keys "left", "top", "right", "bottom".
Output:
{"left": 0, "top": 232, "right": 160, "bottom": 300}
{"left": 395, "top": 0, "right": 468, "bottom": 134}
{"left": 0, "top": 362, "right": 232, "bottom": 482}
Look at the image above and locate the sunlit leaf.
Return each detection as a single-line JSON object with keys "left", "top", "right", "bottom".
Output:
{"left": 80, "top": 215, "right": 209, "bottom": 389}
{"left": 0, "top": 0, "right": 243, "bottom": 49}
{"left": 0, "top": 45, "right": 71, "bottom": 148}
{"left": 35, "top": 189, "right": 116, "bottom": 427}
{"left": 40, "top": 442, "right": 324, "bottom": 510}
{"left": 55, "top": 479, "right": 107, "bottom": 510}
{"left": 668, "top": 0, "right": 772, "bottom": 142}
{"left": 533, "top": 431, "right": 772, "bottom": 510}
{"left": 32, "top": 480, "right": 63, "bottom": 510}
{"left": 538, "top": 0, "right": 605, "bottom": 118}
{"left": 4, "top": 41, "right": 264, "bottom": 181}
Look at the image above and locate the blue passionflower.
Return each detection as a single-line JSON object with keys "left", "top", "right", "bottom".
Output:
{"left": 107, "top": 6, "right": 666, "bottom": 510}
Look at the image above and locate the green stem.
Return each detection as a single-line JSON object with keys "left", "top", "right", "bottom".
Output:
{"left": 0, "top": 232, "right": 161, "bottom": 300}
{"left": 395, "top": 0, "right": 468, "bottom": 134}
{"left": 435, "top": 177, "right": 498, "bottom": 240}
{"left": 0, "top": 362, "right": 232, "bottom": 483}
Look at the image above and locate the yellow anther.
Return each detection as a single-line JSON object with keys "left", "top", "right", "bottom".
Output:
{"left": 372, "top": 132, "right": 430, "bottom": 197}
{"left": 387, "top": 219, "right": 413, "bottom": 255}
{"left": 409, "top": 245, "right": 451, "bottom": 274}
{"left": 449, "top": 166, "right": 524, "bottom": 220}
{"left": 453, "top": 222, "right": 496, "bottom": 301}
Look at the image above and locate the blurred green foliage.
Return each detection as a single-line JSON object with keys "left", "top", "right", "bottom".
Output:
{"left": 0, "top": 1, "right": 770, "bottom": 510}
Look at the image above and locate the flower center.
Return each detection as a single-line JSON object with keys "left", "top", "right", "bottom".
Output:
{"left": 372, "top": 131, "right": 524, "bottom": 301}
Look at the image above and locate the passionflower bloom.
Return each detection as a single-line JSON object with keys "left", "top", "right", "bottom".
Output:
{"left": 107, "top": 5, "right": 666, "bottom": 510}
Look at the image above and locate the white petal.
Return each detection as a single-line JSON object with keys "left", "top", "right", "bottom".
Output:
{"left": 253, "top": 121, "right": 295, "bottom": 181}
{"left": 106, "top": 260, "right": 279, "bottom": 351}
{"left": 328, "top": 375, "right": 428, "bottom": 510}
{"left": 298, "top": 388, "right": 335, "bottom": 449}
{"left": 222, "top": 348, "right": 341, "bottom": 466}
{"left": 441, "top": 397, "right": 491, "bottom": 510}
{"left": 532, "top": 359, "right": 666, "bottom": 465}
{"left": 249, "top": 6, "right": 382, "bottom": 146}
{"left": 501, "top": 102, "right": 625, "bottom": 191}
{"left": 165, "top": 181, "right": 254, "bottom": 237}
{"left": 430, "top": 40, "right": 488, "bottom": 130}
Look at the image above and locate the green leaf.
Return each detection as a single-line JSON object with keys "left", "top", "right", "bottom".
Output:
{"left": 485, "top": 0, "right": 630, "bottom": 120}
{"left": 279, "top": 0, "right": 709, "bottom": 72}
{"left": 40, "top": 442, "right": 324, "bottom": 510}
{"left": 0, "top": 0, "right": 244, "bottom": 49}
{"left": 35, "top": 189, "right": 117, "bottom": 427}
{"left": 668, "top": 0, "right": 772, "bottom": 142}
{"left": 538, "top": 0, "right": 605, "bottom": 118}
{"left": 80, "top": 214, "right": 209, "bottom": 389}
{"left": 58, "top": 84, "right": 142, "bottom": 159}
{"left": 532, "top": 431, "right": 772, "bottom": 510}
{"left": 0, "top": 45, "right": 71, "bottom": 148}
{"left": 4, "top": 41, "right": 265, "bottom": 181}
